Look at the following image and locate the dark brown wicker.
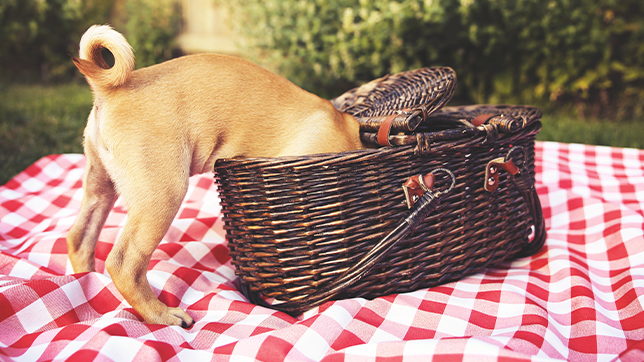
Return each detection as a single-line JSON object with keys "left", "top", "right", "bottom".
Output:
{"left": 214, "top": 67, "right": 546, "bottom": 315}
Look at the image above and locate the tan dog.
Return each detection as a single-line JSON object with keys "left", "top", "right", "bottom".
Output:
{"left": 66, "top": 25, "right": 363, "bottom": 327}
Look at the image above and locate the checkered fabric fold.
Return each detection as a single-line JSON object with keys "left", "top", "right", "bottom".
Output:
{"left": 1, "top": 142, "right": 643, "bottom": 361}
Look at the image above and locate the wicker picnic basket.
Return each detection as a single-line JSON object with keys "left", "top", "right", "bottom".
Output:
{"left": 214, "top": 67, "right": 546, "bottom": 315}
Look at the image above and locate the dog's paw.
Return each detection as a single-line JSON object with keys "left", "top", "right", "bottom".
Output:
{"left": 167, "top": 307, "right": 195, "bottom": 328}
{"left": 144, "top": 306, "right": 195, "bottom": 328}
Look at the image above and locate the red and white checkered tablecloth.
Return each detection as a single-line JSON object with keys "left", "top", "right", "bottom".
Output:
{"left": 1, "top": 141, "right": 643, "bottom": 361}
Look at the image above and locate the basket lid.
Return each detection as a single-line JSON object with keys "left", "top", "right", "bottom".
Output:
{"left": 332, "top": 67, "right": 542, "bottom": 149}
{"left": 332, "top": 67, "right": 457, "bottom": 134}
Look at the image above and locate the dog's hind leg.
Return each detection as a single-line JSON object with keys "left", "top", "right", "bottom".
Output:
{"left": 67, "top": 146, "right": 118, "bottom": 273}
{"left": 104, "top": 161, "right": 194, "bottom": 327}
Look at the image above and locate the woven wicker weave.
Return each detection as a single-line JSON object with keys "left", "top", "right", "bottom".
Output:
{"left": 214, "top": 67, "right": 545, "bottom": 315}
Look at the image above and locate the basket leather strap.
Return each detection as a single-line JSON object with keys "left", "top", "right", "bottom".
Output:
{"left": 377, "top": 114, "right": 397, "bottom": 146}
{"left": 472, "top": 114, "right": 495, "bottom": 126}
{"left": 376, "top": 108, "right": 425, "bottom": 146}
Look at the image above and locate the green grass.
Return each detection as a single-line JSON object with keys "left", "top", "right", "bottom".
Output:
{"left": 0, "top": 83, "right": 93, "bottom": 185}
{"left": 537, "top": 115, "right": 644, "bottom": 149}
{"left": 1, "top": 83, "right": 643, "bottom": 186}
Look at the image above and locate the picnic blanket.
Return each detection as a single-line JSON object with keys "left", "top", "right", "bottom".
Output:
{"left": 1, "top": 141, "right": 643, "bottom": 361}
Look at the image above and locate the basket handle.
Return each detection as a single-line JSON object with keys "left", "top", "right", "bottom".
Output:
{"left": 242, "top": 168, "right": 457, "bottom": 315}
{"left": 486, "top": 146, "right": 546, "bottom": 257}
{"left": 502, "top": 147, "right": 547, "bottom": 257}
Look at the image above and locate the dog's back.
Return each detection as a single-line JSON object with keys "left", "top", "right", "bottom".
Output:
{"left": 72, "top": 25, "right": 363, "bottom": 162}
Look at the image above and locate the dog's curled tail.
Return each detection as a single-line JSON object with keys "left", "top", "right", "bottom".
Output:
{"left": 72, "top": 25, "right": 134, "bottom": 90}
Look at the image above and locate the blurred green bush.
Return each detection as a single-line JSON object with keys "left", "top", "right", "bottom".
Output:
{"left": 118, "top": 0, "right": 183, "bottom": 68}
{"left": 0, "top": 0, "right": 110, "bottom": 82}
{"left": 0, "top": 0, "right": 182, "bottom": 83}
{"left": 3, "top": 0, "right": 642, "bottom": 121}
{"left": 226, "top": 0, "right": 644, "bottom": 120}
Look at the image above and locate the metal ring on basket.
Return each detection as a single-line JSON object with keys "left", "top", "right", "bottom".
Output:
{"left": 505, "top": 146, "right": 527, "bottom": 167}
{"left": 429, "top": 168, "right": 456, "bottom": 197}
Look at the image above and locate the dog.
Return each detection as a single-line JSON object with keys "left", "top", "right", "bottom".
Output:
{"left": 67, "top": 25, "right": 364, "bottom": 328}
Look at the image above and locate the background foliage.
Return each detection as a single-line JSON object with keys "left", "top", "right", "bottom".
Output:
{"left": 3, "top": 0, "right": 642, "bottom": 120}
{"left": 0, "top": 0, "right": 182, "bottom": 82}
{"left": 2, "top": 0, "right": 644, "bottom": 184}
{"left": 226, "top": 0, "right": 644, "bottom": 120}
{"left": 117, "top": 0, "right": 183, "bottom": 68}
{"left": 0, "top": 0, "right": 111, "bottom": 82}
